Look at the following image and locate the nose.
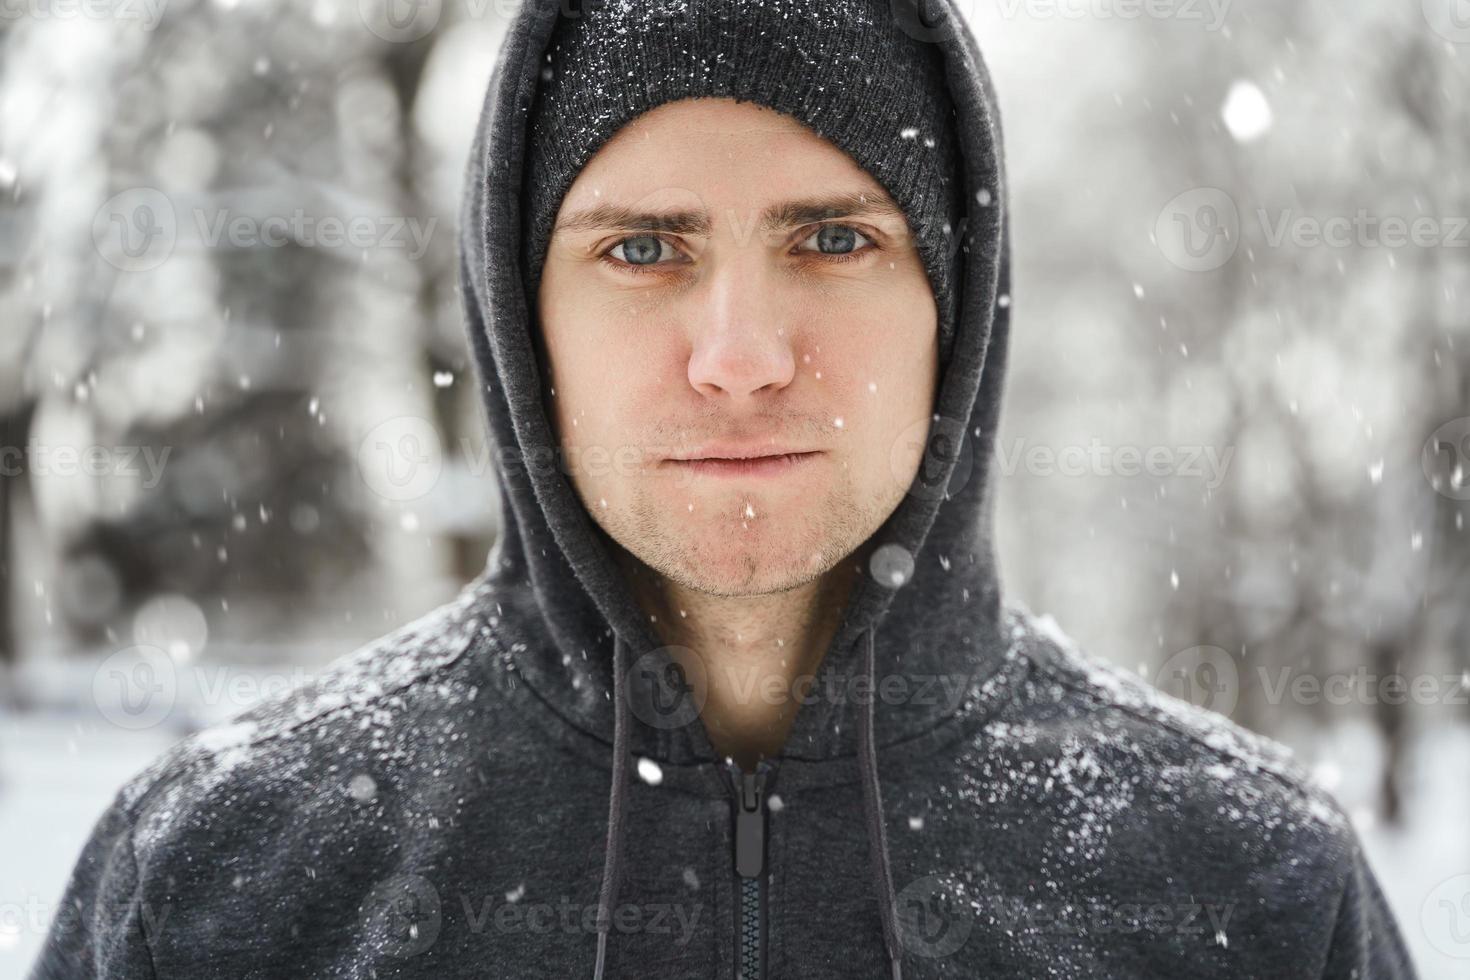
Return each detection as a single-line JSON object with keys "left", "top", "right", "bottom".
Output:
{"left": 686, "top": 261, "right": 797, "bottom": 402}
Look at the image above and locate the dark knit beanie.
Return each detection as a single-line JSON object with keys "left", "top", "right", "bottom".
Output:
{"left": 522, "top": 0, "right": 966, "bottom": 367}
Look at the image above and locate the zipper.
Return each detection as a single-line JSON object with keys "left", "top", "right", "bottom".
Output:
{"left": 726, "top": 758, "right": 776, "bottom": 980}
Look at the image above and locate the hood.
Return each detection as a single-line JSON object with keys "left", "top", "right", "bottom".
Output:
{"left": 458, "top": 1, "right": 1011, "bottom": 974}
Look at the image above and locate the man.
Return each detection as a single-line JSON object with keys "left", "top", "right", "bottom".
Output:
{"left": 33, "top": 0, "right": 1415, "bottom": 977}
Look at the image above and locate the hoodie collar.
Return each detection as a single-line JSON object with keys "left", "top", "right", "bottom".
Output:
{"left": 459, "top": 0, "right": 1012, "bottom": 769}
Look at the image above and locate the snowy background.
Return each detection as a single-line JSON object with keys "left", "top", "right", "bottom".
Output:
{"left": 2, "top": 0, "right": 1468, "bottom": 975}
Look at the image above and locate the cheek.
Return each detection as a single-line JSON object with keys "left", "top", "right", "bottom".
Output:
{"left": 549, "top": 355, "right": 668, "bottom": 491}
{"left": 841, "top": 295, "right": 938, "bottom": 485}
{"left": 578, "top": 303, "right": 693, "bottom": 414}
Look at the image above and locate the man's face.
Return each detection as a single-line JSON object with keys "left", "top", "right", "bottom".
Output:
{"left": 538, "top": 97, "right": 939, "bottom": 598}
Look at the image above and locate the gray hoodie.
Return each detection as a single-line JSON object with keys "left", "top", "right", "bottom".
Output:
{"left": 31, "top": 1, "right": 1416, "bottom": 977}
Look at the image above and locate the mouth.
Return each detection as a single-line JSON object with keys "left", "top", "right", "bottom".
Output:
{"left": 664, "top": 451, "right": 822, "bottom": 478}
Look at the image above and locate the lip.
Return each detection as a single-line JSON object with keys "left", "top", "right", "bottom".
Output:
{"left": 668, "top": 442, "right": 816, "bottom": 462}
{"left": 665, "top": 451, "right": 822, "bottom": 478}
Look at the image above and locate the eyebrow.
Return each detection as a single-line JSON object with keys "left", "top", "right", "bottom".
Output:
{"left": 552, "top": 191, "right": 905, "bottom": 237}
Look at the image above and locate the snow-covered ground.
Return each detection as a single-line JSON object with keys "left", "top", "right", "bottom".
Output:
{"left": 0, "top": 713, "right": 178, "bottom": 976}
{"left": 1344, "top": 725, "right": 1470, "bottom": 980}
{"left": 0, "top": 703, "right": 1463, "bottom": 978}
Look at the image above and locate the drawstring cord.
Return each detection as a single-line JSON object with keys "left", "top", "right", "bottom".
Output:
{"left": 592, "top": 636, "right": 631, "bottom": 980}
{"left": 592, "top": 628, "right": 904, "bottom": 979}
{"left": 857, "top": 625, "right": 905, "bottom": 980}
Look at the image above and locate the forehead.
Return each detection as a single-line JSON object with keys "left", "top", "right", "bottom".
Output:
{"left": 562, "top": 97, "right": 890, "bottom": 211}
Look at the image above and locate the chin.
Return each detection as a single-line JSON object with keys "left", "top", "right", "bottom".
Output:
{"left": 595, "top": 479, "right": 868, "bottom": 595}
{"left": 649, "top": 526, "right": 835, "bottom": 598}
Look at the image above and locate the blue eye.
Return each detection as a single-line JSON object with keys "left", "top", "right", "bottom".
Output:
{"left": 799, "top": 225, "right": 874, "bottom": 255}
{"left": 611, "top": 235, "right": 668, "bottom": 265}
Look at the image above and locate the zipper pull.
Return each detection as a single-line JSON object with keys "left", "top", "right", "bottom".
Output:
{"left": 733, "top": 768, "right": 767, "bottom": 879}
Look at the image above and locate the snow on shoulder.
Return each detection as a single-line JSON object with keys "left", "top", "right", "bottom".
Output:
{"left": 1002, "top": 598, "right": 1351, "bottom": 839}
{"left": 120, "top": 577, "right": 500, "bottom": 847}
